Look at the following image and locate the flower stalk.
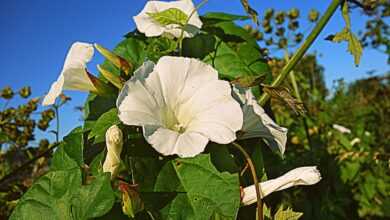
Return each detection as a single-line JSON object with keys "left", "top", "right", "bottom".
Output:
{"left": 259, "top": 0, "right": 341, "bottom": 106}
{"left": 232, "top": 142, "right": 263, "bottom": 220}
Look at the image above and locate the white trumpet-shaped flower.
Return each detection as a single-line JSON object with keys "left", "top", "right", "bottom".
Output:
{"left": 42, "top": 42, "right": 96, "bottom": 106}
{"left": 133, "top": 0, "right": 202, "bottom": 38}
{"left": 233, "top": 86, "right": 288, "bottom": 155}
{"left": 117, "top": 56, "right": 243, "bottom": 158}
{"left": 242, "top": 166, "right": 321, "bottom": 205}
{"left": 103, "top": 125, "right": 124, "bottom": 179}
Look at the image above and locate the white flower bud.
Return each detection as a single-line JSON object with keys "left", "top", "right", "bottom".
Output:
{"left": 103, "top": 125, "right": 123, "bottom": 179}
{"left": 242, "top": 166, "right": 321, "bottom": 206}
{"left": 333, "top": 124, "right": 351, "bottom": 134}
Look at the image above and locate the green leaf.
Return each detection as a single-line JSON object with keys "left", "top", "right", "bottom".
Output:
{"left": 146, "top": 37, "right": 177, "bottom": 62}
{"left": 10, "top": 170, "right": 115, "bottom": 220}
{"left": 182, "top": 33, "right": 216, "bottom": 59}
{"left": 51, "top": 127, "right": 84, "bottom": 170}
{"left": 88, "top": 108, "right": 120, "bottom": 143}
{"left": 98, "top": 37, "right": 147, "bottom": 81}
{"left": 147, "top": 8, "right": 188, "bottom": 26}
{"left": 202, "top": 12, "right": 249, "bottom": 21}
{"left": 204, "top": 40, "right": 270, "bottom": 80}
{"left": 155, "top": 154, "right": 240, "bottom": 219}
{"left": 274, "top": 205, "right": 303, "bottom": 220}
{"left": 90, "top": 151, "right": 105, "bottom": 176}
{"left": 332, "top": 28, "right": 363, "bottom": 66}
{"left": 84, "top": 94, "right": 116, "bottom": 122}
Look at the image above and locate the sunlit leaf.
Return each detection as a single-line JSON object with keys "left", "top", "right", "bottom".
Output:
{"left": 88, "top": 108, "right": 120, "bottom": 144}
{"left": 332, "top": 27, "right": 363, "bottom": 67}
{"left": 147, "top": 8, "right": 188, "bottom": 26}
{"left": 155, "top": 154, "right": 240, "bottom": 219}
{"left": 10, "top": 170, "right": 115, "bottom": 220}
{"left": 274, "top": 205, "right": 303, "bottom": 220}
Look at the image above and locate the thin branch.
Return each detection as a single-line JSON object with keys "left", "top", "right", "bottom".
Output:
{"left": 232, "top": 142, "right": 263, "bottom": 220}
{"left": 259, "top": 0, "right": 342, "bottom": 106}
{"left": 0, "top": 142, "right": 60, "bottom": 186}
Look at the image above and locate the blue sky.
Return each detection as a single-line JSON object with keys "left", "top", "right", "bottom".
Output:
{"left": 0, "top": 0, "right": 388, "bottom": 142}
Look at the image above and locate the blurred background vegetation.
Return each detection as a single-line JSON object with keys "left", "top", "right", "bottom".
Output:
{"left": 0, "top": 0, "right": 389, "bottom": 219}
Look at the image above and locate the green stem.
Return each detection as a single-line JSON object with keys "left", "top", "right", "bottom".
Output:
{"left": 232, "top": 142, "right": 263, "bottom": 220}
{"left": 259, "top": 0, "right": 341, "bottom": 106}
{"left": 283, "top": 49, "right": 302, "bottom": 102}
{"left": 54, "top": 105, "right": 59, "bottom": 143}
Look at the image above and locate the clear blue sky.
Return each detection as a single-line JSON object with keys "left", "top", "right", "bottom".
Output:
{"left": 0, "top": 0, "right": 388, "bottom": 142}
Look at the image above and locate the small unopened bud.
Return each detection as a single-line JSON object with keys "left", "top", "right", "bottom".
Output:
{"left": 242, "top": 166, "right": 321, "bottom": 206}
{"left": 94, "top": 43, "right": 133, "bottom": 75}
{"left": 97, "top": 65, "right": 124, "bottom": 89}
{"left": 103, "top": 125, "right": 123, "bottom": 179}
{"left": 119, "top": 182, "right": 144, "bottom": 218}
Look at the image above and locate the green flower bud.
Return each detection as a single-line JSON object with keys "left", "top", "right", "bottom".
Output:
{"left": 94, "top": 43, "right": 133, "bottom": 76}
{"left": 264, "top": 9, "right": 274, "bottom": 19}
{"left": 264, "top": 26, "right": 273, "bottom": 34}
{"left": 255, "top": 31, "right": 264, "bottom": 41}
{"left": 119, "top": 182, "right": 144, "bottom": 218}
{"left": 294, "top": 33, "right": 304, "bottom": 43}
{"left": 288, "top": 8, "right": 300, "bottom": 20}
{"left": 19, "top": 86, "right": 31, "bottom": 98}
{"left": 1, "top": 86, "right": 14, "bottom": 100}
{"left": 97, "top": 65, "right": 124, "bottom": 89}
{"left": 309, "top": 9, "right": 319, "bottom": 22}
{"left": 275, "top": 11, "right": 286, "bottom": 25}
{"left": 288, "top": 20, "right": 299, "bottom": 31}
{"left": 278, "top": 38, "right": 288, "bottom": 49}
{"left": 265, "top": 37, "right": 274, "bottom": 46}
{"left": 276, "top": 27, "right": 285, "bottom": 37}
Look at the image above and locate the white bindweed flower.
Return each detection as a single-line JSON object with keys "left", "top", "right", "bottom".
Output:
{"left": 242, "top": 166, "right": 321, "bottom": 205}
{"left": 233, "top": 86, "right": 288, "bottom": 155}
{"left": 103, "top": 125, "right": 124, "bottom": 179}
{"left": 42, "top": 42, "right": 96, "bottom": 106}
{"left": 133, "top": 0, "right": 202, "bottom": 38}
{"left": 117, "top": 56, "right": 243, "bottom": 157}
{"left": 333, "top": 124, "right": 351, "bottom": 134}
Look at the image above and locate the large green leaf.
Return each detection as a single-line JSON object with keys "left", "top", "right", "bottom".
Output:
{"left": 51, "top": 127, "right": 84, "bottom": 170}
{"left": 182, "top": 33, "right": 216, "bottom": 59}
{"left": 155, "top": 154, "right": 240, "bottom": 219}
{"left": 204, "top": 40, "right": 270, "bottom": 80}
{"left": 84, "top": 94, "right": 116, "bottom": 122}
{"left": 10, "top": 170, "right": 115, "bottom": 220}
{"left": 88, "top": 108, "right": 120, "bottom": 144}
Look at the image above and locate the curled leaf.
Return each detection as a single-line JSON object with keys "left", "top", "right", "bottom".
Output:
{"left": 240, "top": 0, "right": 259, "bottom": 25}
{"left": 261, "top": 84, "right": 306, "bottom": 115}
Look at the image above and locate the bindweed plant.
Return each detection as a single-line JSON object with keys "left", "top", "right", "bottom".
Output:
{"left": 9, "top": 0, "right": 369, "bottom": 219}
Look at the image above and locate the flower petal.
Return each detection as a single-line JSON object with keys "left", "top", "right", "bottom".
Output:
{"left": 133, "top": 0, "right": 202, "bottom": 38}
{"left": 144, "top": 127, "right": 208, "bottom": 157}
{"left": 234, "top": 86, "right": 288, "bottom": 155}
{"left": 242, "top": 166, "right": 321, "bottom": 205}
{"left": 42, "top": 42, "right": 95, "bottom": 106}
{"left": 117, "top": 80, "right": 162, "bottom": 126}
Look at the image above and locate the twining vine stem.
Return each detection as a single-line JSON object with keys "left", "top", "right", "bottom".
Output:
{"left": 259, "top": 0, "right": 341, "bottom": 106}
{"left": 232, "top": 142, "right": 263, "bottom": 220}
